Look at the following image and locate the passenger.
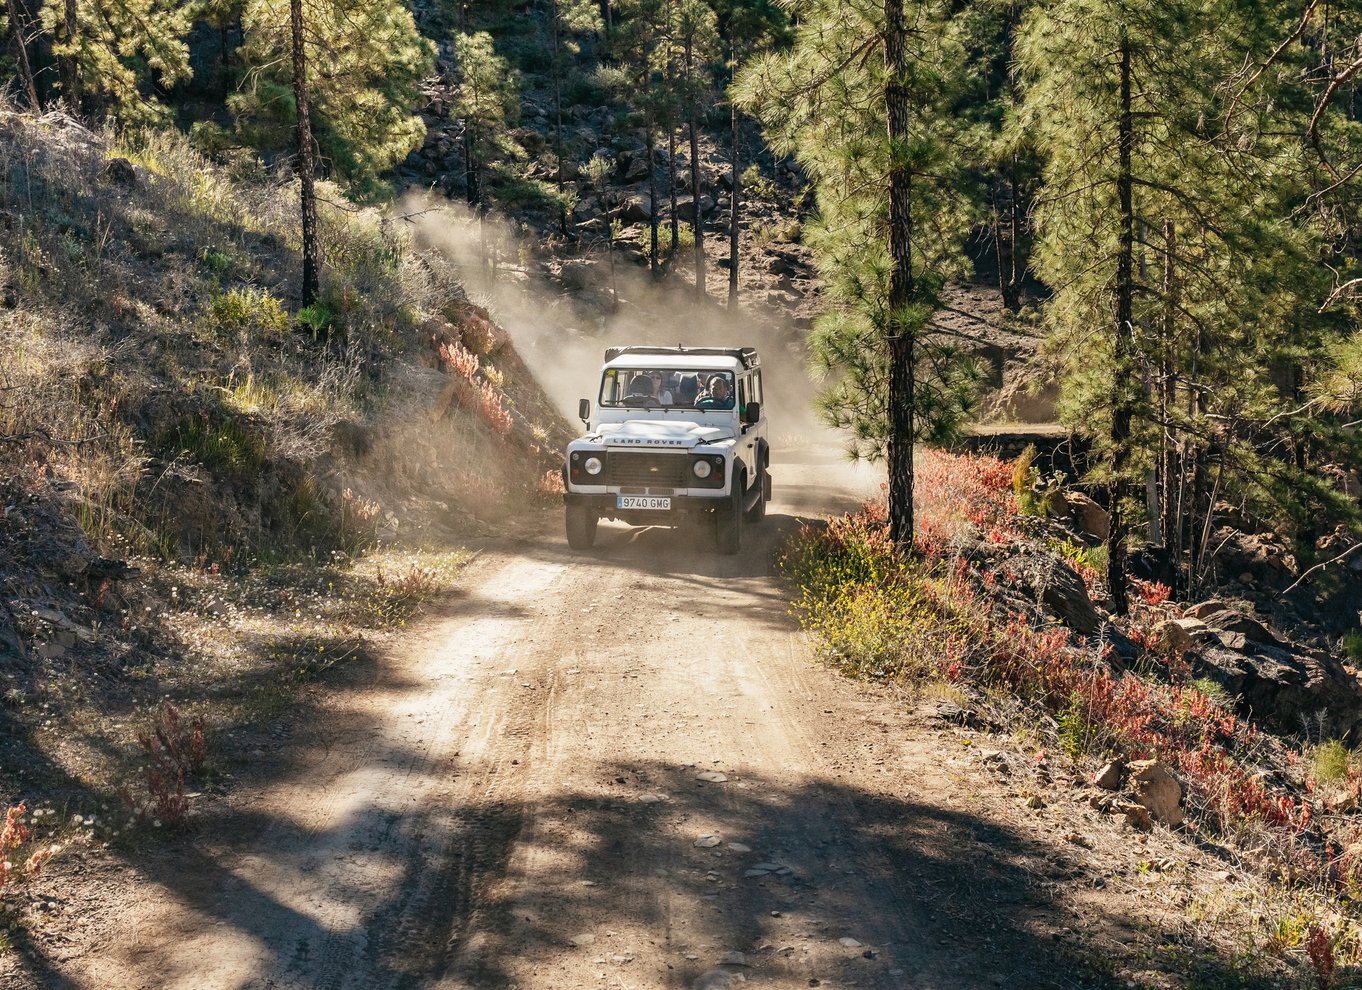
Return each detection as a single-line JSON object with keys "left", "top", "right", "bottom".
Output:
{"left": 652, "top": 372, "right": 675, "bottom": 405}
{"left": 676, "top": 375, "right": 699, "bottom": 406}
{"left": 696, "top": 376, "right": 735, "bottom": 410}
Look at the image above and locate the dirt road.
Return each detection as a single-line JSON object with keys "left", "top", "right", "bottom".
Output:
{"left": 50, "top": 447, "right": 1099, "bottom": 990}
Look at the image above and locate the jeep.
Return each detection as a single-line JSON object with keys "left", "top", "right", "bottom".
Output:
{"left": 562, "top": 345, "right": 771, "bottom": 553}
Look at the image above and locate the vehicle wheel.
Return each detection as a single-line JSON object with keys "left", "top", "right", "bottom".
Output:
{"left": 715, "top": 475, "right": 745, "bottom": 555}
{"left": 566, "top": 501, "right": 598, "bottom": 549}
{"left": 746, "top": 462, "right": 769, "bottom": 523}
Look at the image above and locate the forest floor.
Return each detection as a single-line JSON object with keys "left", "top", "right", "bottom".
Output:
{"left": 1, "top": 440, "right": 1309, "bottom": 990}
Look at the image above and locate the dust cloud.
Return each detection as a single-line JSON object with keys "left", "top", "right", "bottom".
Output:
{"left": 398, "top": 192, "right": 833, "bottom": 449}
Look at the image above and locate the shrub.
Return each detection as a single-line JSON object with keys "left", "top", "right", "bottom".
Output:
{"left": 296, "top": 303, "right": 337, "bottom": 336}
{"left": 160, "top": 410, "right": 268, "bottom": 481}
{"left": 1313, "top": 740, "right": 1354, "bottom": 786}
{"left": 205, "top": 287, "right": 288, "bottom": 338}
{"left": 1343, "top": 630, "right": 1362, "bottom": 662}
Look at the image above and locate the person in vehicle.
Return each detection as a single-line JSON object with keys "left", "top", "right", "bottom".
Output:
{"left": 653, "top": 372, "right": 675, "bottom": 404}
{"left": 675, "top": 375, "right": 699, "bottom": 406}
{"left": 696, "top": 375, "right": 735, "bottom": 410}
{"left": 626, "top": 374, "right": 656, "bottom": 402}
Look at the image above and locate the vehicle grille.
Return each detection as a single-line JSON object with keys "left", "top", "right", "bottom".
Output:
{"left": 606, "top": 451, "right": 689, "bottom": 487}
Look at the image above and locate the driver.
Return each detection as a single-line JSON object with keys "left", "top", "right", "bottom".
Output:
{"left": 697, "top": 375, "right": 735, "bottom": 410}
{"left": 626, "top": 374, "right": 655, "bottom": 401}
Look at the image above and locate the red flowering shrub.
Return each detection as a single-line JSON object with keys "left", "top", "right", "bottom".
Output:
{"left": 785, "top": 446, "right": 1331, "bottom": 881}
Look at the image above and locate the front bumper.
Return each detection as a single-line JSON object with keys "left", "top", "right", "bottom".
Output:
{"left": 564, "top": 490, "right": 727, "bottom": 525}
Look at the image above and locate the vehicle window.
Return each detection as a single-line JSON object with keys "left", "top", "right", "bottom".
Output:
{"left": 600, "top": 369, "right": 735, "bottom": 408}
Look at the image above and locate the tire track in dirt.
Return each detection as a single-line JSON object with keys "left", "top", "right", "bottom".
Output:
{"left": 51, "top": 451, "right": 1099, "bottom": 990}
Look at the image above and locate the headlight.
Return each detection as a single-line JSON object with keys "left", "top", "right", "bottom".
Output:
{"left": 692, "top": 460, "right": 712, "bottom": 479}
{"left": 584, "top": 456, "right": 603, "bottom": 476}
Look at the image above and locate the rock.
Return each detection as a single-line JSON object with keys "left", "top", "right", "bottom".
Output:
{"left": 693, "top": 971, "right": 747, "bottom": 990}
{"left": 727, "top": 842, "right": 751, "bottom": 853}
{"left": 1192, "top": 641, "right": 1362, "bottom": 740}
{"left": 696, "top": 771, "right": 728, "bottom": 783}
{"left": 766, "top": 253, "right": 799, "bottom": 277}
{"left": 1006, "top": 552, "right": 1102, "bottom": 634}
{"left": 559, "top": 261, "right": 595, "bottom": 291}
{"left": 1127, "top": 759, "right": 1184, "bottom": 826}
{"left": 720, "top": 951, "right": 750, "bottom": 966}
{"left": 1205, "top": 611, "right": 1278, "bottom": 646}
{"left": 676, "top": 195, "right": 715, "bottom": 222}
{"left": 1115, "top": 800, "right": 1153, "bottom": 831}
{"left": 1026, "top": 794, "right": 1045, "bottom": 809}
{"left": 695, "top": 835, "right": 722, "bottom": 848}
{"left": 99, "top": 157, "right": 139, "bottom": 188}
{"left": 1094, "top": 758, "right": 1125, "bottom": 790}
{"left": 1064, "top": 491, "right": 1111, "bottom": 540}
{"left": 1185, "top": 599, "right": 1228, "bottom": 620}
{"left": 510, "top": 126, "right": 545, "bottom": 154}
{"left": 618, "top": 195, "right": 654, "bottom": 223}
{"left": 1152, "top": 617, "right": 1219, "bottom": 653}
{"left": 571, "top": 933, "right": 596, "bottom": 946}
{"left": 838, "top": 937, "right": 862, "bottom": 948}
{"left": 624, "top": 157, "right": 652, "bottom": 182}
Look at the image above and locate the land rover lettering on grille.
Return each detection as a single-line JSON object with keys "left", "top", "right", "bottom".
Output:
{"left": 562, "top": 346, "right": 771, "bottom": 555}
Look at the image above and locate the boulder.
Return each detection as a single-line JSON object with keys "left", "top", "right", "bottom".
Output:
{"left": 1006, "top": 552, "right": 1102, "bottom": 634}
{"left": 1127, "top": 759, "right": 1183, "bottom": 826}
{"left": 675, "top": 195, "right": 715, "bottom": 222}
{"left": 559, "top": 262, "right": 595, "bottom": 292}
{"left": 1191, "top": 640, "right": 1362, "bottom": 740}
{"left": 618, "top": 195, "right": 653, "bottom": 223}
{"left": 1206, "top": 611, "right": 1278, "bottom": 646}
{"left": 510, "top": 127, "right": 545, "bottom": 155}
{"left": 99, "top": 157, "right": 139, "bottom": 189}
{"left": 1185, "top": 599, "right": 1228, "bottom": 620}
{"left": 1152, "top": 617, "right": 1219, "bottom": 653}
{"left": 1065, "top": 491, "right": 1110, "bottom": 541}
{"left": 1094, "top": 758, "right": 1125, "bottom": 790}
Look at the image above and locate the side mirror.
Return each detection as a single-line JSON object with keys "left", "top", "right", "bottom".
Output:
{"left": 743, "top": 401, "right": 760, "bottom": 425}
{"left": 578, "top": 398, "right": 591, "bottom": 424}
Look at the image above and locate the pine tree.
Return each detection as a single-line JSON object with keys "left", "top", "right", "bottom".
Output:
{"left": 737, "top": 0, "right": 981, "bottom": 548}
{"left": 711, "top": 0, "right": 787, "bottom": 308}
{"left": 547, "top": 0, "right": 603, "bottom": 234}
{"left": 1017, "top": 0, "right": 1337, "bottom": 604}
{"left": 231, "top": 0, "right": 434, "bottom": 199}
{"left": 450, "top": 29, "right": 518, "bottom": 216}
{"left": 40, "top": 0, "right": 192, "bottom": 124}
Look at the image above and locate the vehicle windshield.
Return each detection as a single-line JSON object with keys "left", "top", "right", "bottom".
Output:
{"left": 599, "top": 369, "right": 736, "bottom": 410}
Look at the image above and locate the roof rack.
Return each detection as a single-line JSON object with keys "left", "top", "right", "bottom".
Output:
{"left": 603, "top": 345, "right": 760, "bottom": 369}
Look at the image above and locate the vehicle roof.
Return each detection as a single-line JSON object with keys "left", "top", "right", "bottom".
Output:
{"left": 604, "top": 354, "right": 744, "bottom": 372}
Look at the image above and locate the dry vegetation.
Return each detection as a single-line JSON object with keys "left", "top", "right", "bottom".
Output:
{"left": 782, "top": 449, "right": 1362, "bottom": 988}
{"left": 0, "top": 100, "right": 569, "bottom": 939}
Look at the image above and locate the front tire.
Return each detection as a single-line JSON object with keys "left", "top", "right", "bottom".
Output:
{"left": 715, "top": 475, "right": 745, "bottom": 555}
{"left": 566, "top": 501, "right": 598, "bottom": 549}
{"left": 746, "top": 462, "right": 769, "bottom": 522}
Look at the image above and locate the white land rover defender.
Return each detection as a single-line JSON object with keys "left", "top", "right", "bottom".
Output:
{"left": 563, "top": 345, "right": 771, "bottom": 553}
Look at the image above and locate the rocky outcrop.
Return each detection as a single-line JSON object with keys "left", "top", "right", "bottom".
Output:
{"left": 1006, "top": 552, "right": 1103, "bottom": 634}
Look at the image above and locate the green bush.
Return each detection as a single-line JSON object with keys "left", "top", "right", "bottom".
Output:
{"left": 1312, "top": 740, "right": 1354, "bottom": 785}
{"left": 205, "top": 287, "right": 288, "bottom": 338}
{"left": 1343, "top": 630, "right": 1362, "bottom": 662}
{"left": 160, "top": 411, "right": 267, "bottom": 482}
{"left": 296, "top": 303, "right": 336, "bottom": 336}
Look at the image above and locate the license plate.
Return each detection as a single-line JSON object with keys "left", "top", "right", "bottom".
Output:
{"left": 618, "top": 496, "right": 671, "bottom": 510}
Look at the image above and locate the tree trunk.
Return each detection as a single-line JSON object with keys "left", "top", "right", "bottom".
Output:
{"left": 728, "top": 61, "right": 740, "bottom": 309}
{"left": 647, "top": 129, "right": 660, "bottom": 278}
{"left": 60, "top": 0, "right": 80, "bottom": 115}
{"left": 885, "top": 0, "right": 915, "bottom": 549}
{"left": 291, "top": 0, "right": 319, "bottom": 308}
{"left": 1158, "top": 220, "right": 1179, "bottom": 588}
{"left": 1107, "top": 39, "right": 1135, "bottom": 613}
{"left": 6, "top": 0, "right": 39, "bottom": 111}
{"left": 551, "top": 0, "right": 568, "bottom": 237}
{"left": 667, "top": 125, "right": 679, "bottom": 267}
{"left": 690, "top": 115, "right": 704, "bottom": 299}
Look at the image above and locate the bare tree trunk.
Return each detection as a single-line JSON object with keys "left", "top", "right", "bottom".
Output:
{"left": 667, "top": 125, "right": 679, "bottom": 267}
{"left": 1107, "top": 39, "right": 1135, "bottom": 613}
{"left": 291, "top": 0, "right": 319, "bottom": 307}
{"left": 551, "top": 0, "right": 569, "bottom": 237}
{"left": 1158, "top": 220, "right": 1179, "bottom": 588}
{"left": 647, "top": 129, "right": 660, "bottom": 279}
{"left": 60, "top": 0, "right": 80, "bottom": 115}
{"left": 885, "top": 0, "right": 915, "bottom": 549}
{"left": 6, "top": 0, "right": 39, "bottom": 111}
{"left": 690, "top": 115, "right": 704, "bottom": 299}
{"left": 728, "top": 69, "right": 740, "bottom": 309}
